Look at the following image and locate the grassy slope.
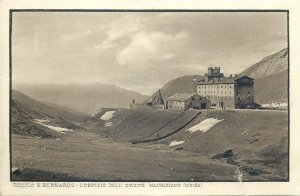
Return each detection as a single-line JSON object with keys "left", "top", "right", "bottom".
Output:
{"left": 14, "top": 83, "right": 148, "bottom": 115}
{"left": 12, "top": 90, "right": 89, "bottom": 121}
{"left": 150, "top": 75, "right": 205, "bottom": 100}
{"left": 158, "top": 110, "right": 288, "bottom": 181}
{"left": 11, "top": 90, "right": 88, "bottom": 138}
{"left": 12, "top": 132, "right": 238, "bottom": 181}
{"left": 12, "top": 107, "right": 288, "bottom": 181}
{"left": 240, "top": 48, "right": 288, "bottom": 79}
{"left": 87, "top": 108, "right": 288, "bottom": 181}
{"left": 83, "top": 107, "right": 181, "bottom": 142}
{"left": 254, "top": 70, "right": 288, "bottom": 104}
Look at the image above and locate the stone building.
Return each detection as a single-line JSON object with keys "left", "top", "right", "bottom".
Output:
{"left": 165, "top": 93, "right": 206, "bottom": 111}
{"left": 197, "top": 67, "right": 254, "bottom": 109}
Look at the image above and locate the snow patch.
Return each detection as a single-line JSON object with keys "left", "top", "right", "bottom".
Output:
{"left": 100, "top": 111, "right": 115, "bottom": 121}
{"left": 186, "top": 118, "right": 224, "bottom": 133}
{"left": 105, "top": 122, "right": 113, "bottom": 127}
{"left": 34, "top": 120, "right": 73, "bottom": 134}
{"left": 169, "top": 141, "right": 185, "bottom": 146}
{"left": 261, "top": 102, "right": 287, "bottom": 109}
{"left": 34, "top": 119, "right": 49, "bottom": 123}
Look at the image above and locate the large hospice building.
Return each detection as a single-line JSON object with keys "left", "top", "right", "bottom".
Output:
{"left": 197, "top": 67, "right": 254, "bottom": 110}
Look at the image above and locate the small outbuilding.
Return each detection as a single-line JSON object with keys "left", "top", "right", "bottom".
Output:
{"left": 165, "top": 93, "right": 206, "bottom": 111}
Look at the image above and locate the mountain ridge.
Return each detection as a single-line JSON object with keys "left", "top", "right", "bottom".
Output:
{"left": 147, "top": 48, "right": 288, "bottom": 104}
{"left": 13, "top": 83, "right": 148, "bottom": 115}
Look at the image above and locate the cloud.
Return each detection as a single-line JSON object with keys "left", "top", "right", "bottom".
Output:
{"left": 117, "top": 30, "right": 190, "bottom": 66}
{"left": 84, "top": 29, "right": 92, "bottom": 35}
{"left": 12, "top": 12, "right": 287, "bottom": 95}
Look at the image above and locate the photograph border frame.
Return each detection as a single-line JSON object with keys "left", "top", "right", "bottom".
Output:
{"left": 9, "top": 9, "right": 290, "bottom": 183}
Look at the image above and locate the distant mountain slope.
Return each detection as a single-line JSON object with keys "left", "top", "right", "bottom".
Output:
{"left": 12, "top": 90, "right": 89, "bottom": 121}
{"left": 147, "top": 48, "right": 288, "bottom": 105}
{"left": 240, "top": 48, "right": 288, "bottom": 79}
{"left": 254, "top": 70, "right": 288, "bottom": 104}
{"left": 11, "top": 90, "right": 88, "bottom": 138}
{"left": 150, "top": 75, "right": 205, "bottom": 100}
{"left": 13, "top": 83, "right": 148, "bottom": 115}
{"left": 240, "top": 48, "right": 288, "bottom": 104}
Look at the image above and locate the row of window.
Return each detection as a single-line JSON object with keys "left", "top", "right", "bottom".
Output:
{"left": 171, "top": 106, "right": 183, "bottom": 110}
{"left": 198, "top": 90, "right": 232, "bottom": 95}
{"left": 211, "top": 103, "right": 233, "bottom": 108}
{"left": 198, "top": 85, "right": 232, "bottom": 89}
{"left": 206, "top": 96, "right": 232, "bottom": 101}
{"left": 169, "top": 101, "right": 184, "bottom": 105}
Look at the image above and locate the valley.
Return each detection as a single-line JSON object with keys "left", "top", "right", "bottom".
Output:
{"left": 11, "top": 104, "right": 288, "bottom": 181}
{"left": 10, "top": 48, "right": 289, "bottom": 182}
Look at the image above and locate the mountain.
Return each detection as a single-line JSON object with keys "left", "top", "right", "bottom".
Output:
{"left": 240, "top": 48, "right": 288, "bottom": 79}
{"left": 240, "top": 48, "right": 288, "bottom": 104}
{"left": 11, "top": 90, "right": 88, "bottom": 138}
{"left": 254, "top": 71, "right": 288, "bottom": 104}
{"left": 13, "top": 83, "right": 148, "bottom": 115}
{"left": 147, "top": 48, "right": 288, "bottom": 105}
{"left": 12, "top": 90, "right": 89, "bottom": 121}
{"left": 149, "top": 75, "right": 205, "bottom": 101}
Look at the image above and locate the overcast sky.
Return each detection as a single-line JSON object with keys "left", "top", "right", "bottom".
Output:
{"left": 12, "top": 12, "right": 287, "bottom": 95}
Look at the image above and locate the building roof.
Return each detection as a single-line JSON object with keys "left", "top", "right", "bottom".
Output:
{"left": 166, "top": 93, "right": 197, "bottom": 102}
{"left": 197, "top": 77, "right": 235, "bottom": 85}
{"left": 197, "top": 75, "right": 253, "bottom": 85}
{"left": 234, "top": 75, "right": 254, "bottom": 81}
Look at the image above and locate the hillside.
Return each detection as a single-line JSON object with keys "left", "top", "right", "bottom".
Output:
{"left": 147, "top": 48, "right": 288, "bottom": 104}
{"left": 240, "top": 48, "right": 288, "bottom": 79}
{"left": 240, "top": 48, "right": 288, "bottom": 104}
{"left": 11, "top": 90, "right": 87, "bottom": 138}
{"left": 85, "top": 108, "right": 288, "bottom": 181}
{"left": 13, "top": 83, "right": 148, "bottom": 115}
{"left": 254, "top": 70, "right": 288, "bottom": 104}
{"left": 12, "top": 90, "right": 88, "bottom": 121}
{"left": 148, "top": 75, "right": 204, "bottom": 101}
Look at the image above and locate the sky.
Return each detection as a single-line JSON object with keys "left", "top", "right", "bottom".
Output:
{"left": 12, "top": 12, "right": 287, "bottom": 95}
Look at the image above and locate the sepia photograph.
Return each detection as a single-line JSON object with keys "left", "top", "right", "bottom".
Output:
{"left": 9, "top": 10, "right": 289, "bottom": 182}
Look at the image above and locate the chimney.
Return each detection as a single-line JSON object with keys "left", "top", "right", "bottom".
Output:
{"left": 133, "top": 99, "right": 135, "bottom": 104}
{"left": 230, "top": 74, "right": 232, "bottom": 78}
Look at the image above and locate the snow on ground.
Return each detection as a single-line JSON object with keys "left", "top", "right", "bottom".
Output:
{"left": 105, "top": 122, "right": 113, "bottom": 127}
{"left": 261, "top": 102, "right": 287, "bottom": 109}
{"left": 169, "top": 141, "right": 185, "bottom": 146}
{"left": 100, "top": 111, "right": 116, "bottom": 121}
{"left": 34, "top": 119, "right": 49, "bottom": 123}
{"left": 34, "top": 120, "right": 73, "bottom": 134}
{"left": 186, "top": 118, "right": 224, "bottom": 133}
